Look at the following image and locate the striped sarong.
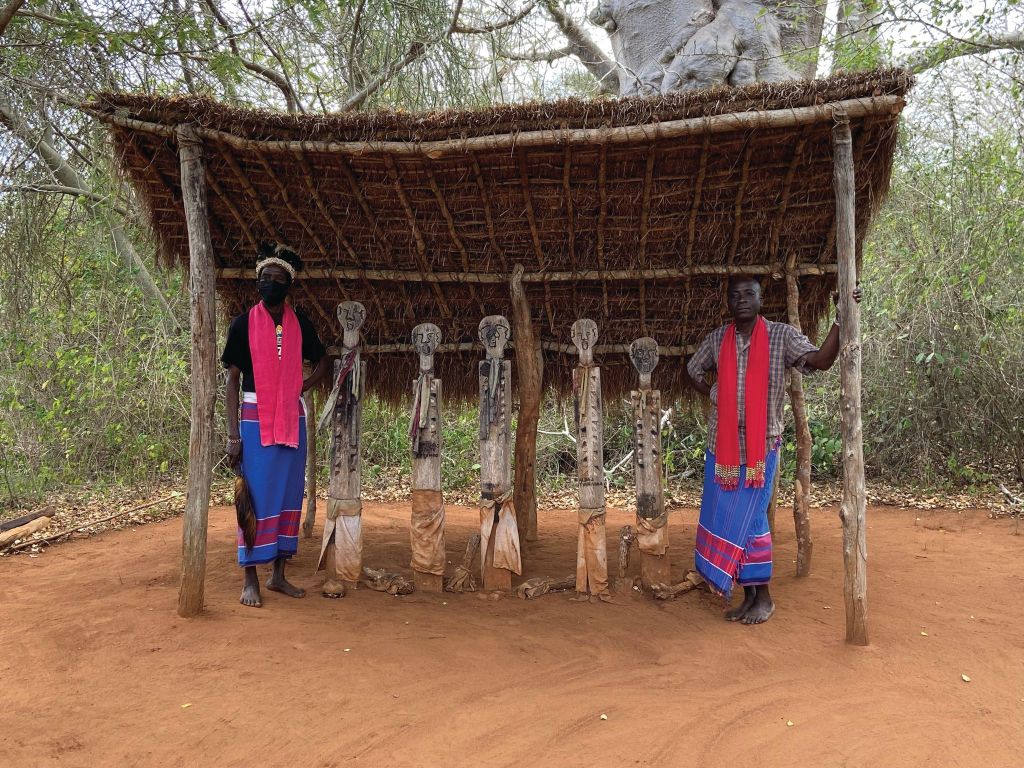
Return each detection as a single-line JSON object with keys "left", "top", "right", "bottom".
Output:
{"left": 694, "top": 446, "right": 778, "bottom": 598}
{"left": 238, "top": 394, "right": 306, "bottom": 566}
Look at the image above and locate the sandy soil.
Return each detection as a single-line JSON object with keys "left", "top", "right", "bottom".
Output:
{"left": 1, "top": 502, "right": 1022, "bottom": 767}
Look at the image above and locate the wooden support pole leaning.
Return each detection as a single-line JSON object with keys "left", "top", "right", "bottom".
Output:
{"left": 176, "top": 125, "right": 217, "bottom": 618}
{"left": 510, "top": 265, "right": 542, "bottom": 543}
{"left": 409, "top": 323, "right": 446, "bottom": 592}
{"left": 477, "top": 315, "right": 521, "bottom": 592}
{"left": 833, "top": 111, "right": 869, "bottom": 646}
{"left": 786, "top": 266, "right": 814, "bottom": 577}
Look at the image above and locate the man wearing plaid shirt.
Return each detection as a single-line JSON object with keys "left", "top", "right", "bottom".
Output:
{"left": 687, "top": 275, "right": 860, "bottom": 624}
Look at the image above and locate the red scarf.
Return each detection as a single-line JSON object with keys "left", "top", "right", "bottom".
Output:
{"left": 715, "top": 317, "right": 769, "bottom": 489}
{"left": 248, "top": 302, "right": 303, "bottom": 448}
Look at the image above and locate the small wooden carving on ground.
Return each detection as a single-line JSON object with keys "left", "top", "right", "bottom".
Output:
{"left": 629, "top": 336, "right": 671, "bottom": 590}
{"left": 570, "top": 319, "right": 612, "bottom": 602}
{"left": 317, "top": 301, "right": 366, "bottom": 598}
{"left": 409, "top": 323, "right": 445, "bottom": 592}
{"left": 477, "top": 315, "right": 520, "bottom": 592}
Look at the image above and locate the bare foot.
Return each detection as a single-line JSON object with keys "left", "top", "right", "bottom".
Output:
{"left": 240, "top": 582, "right": 262, "bottom": 608}
{"left": 725, "top": 586, "right": 756, "bottom": 621}
{"left": 266, "top": 577, "right": 306, "bottom": 598}
{"left": 741, "top": 586, "right": 775, "bottom": 625}
{"left": 322, "top": 579, "right": 347, "bottom": 598}
{"left": 240, "top": 566, "right": 261, "bottom": 608}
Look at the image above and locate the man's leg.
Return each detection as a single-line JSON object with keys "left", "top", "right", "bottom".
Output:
{"left": 725, "top": 585, "right": 757, "bottom": 621}
{"left": 241, "top": 565, "right": 262, "bottom": 607}
{"left": 741, "top": 584, "right": 775, "bottom": 624}
{"left": 267, "top": 557, "right": 306, "bottom": 598}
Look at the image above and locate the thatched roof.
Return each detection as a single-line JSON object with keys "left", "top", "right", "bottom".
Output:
{"left": 91, "top": 69, "right": 912, "bottom": 401}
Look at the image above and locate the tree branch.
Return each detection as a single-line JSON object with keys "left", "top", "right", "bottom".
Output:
{"left": 901, "top": 29, "right": 1024, "bottom": 74}
{"left": 0, "top": 183, "right": 130, "bottom": 217}
{"left": 0, "top": 0, "right": 25, "bottom": 38}
{"left": 452, "top": 1, "right": 536, "bottom": 34}
{"left": 0, "top": 97, "right": 179, "bottom": 333}
{"left": 198, "top": 0, "right": 302, "bottom": 113}
{"left": 496, "top": 44, "right": 571, "bottom": 64}
{"left": 340, "top": 0, "right": 466, "bottom": 112}
{"left": 539, "top": 0, "right": 618, "bottom": 94}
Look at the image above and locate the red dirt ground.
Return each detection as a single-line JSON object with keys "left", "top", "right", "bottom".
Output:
{"left": 1, "top": 502, "right": 1022, "bottom": 767}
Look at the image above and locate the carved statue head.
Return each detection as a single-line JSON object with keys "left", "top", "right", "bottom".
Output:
{"left": 336, "top": 301, "right": 366, "bottom": 349}
{"left": 412, "top": 323, "right": 441, "bottom": 372}
{"left": 571, "top": 318, "right": 599, "bottom": 365}
{"left": 478, "top": 315, "right": 511, "bottom": 359}
{"left": 629, "top": 336, "right": 659, "bottom": 388}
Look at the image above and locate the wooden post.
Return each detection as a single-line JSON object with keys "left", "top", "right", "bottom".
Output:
{"left": 302, "top": 387, "right": 317, "bottom": 538}
{"left": 786, "top": 264, "right": 814, "bottom": 577}
{"left": 409, "top": 323, "right": 445, "bottom": 592}
{"left": 571, "top": 319, "right": 610, "bottom": 601}
{"left": 318, "top": 301, "right": 366, "bottom": 597}
{"left": 176, "top": 125, "right": 217, "bottom": 618}
{"left": 833, "top": 111, "right": 868, "bottom": 646}
{"left": 629, "top": 337, "right": 671, "bottom": 589}
{"left": 478, "top": 315, "right": 520, "bottom": 592}
{"left": 510, "top": 265, "right": 542, "bottom": 543}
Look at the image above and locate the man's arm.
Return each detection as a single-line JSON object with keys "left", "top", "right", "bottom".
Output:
{"left": 686, "top": 335, "right": 715, "bottom": 396}
{"left": 800, "top": 286, "right": 863, "bottom": 372}
{"left": 226, "top": 366, "right": 242, "bottom": 469}
{"left": 303, "top": 354, "right": 332, "bottom": 392}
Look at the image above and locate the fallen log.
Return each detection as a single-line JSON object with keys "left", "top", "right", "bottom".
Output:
{"left": 0, "top": 506, "right": 54, "bottom": 533}
{"left": 3, "top": 493, "right": 182, "bottom": 553}
{"left": 0, "top": 516, "right": 52, "bottom": 549}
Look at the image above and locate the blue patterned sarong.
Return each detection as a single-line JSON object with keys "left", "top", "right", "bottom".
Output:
{"left": 238, "top": 395, "right": 306, "bottom": 566}
{"left": 695, "top": 446, "right": 778, "bottom": 598}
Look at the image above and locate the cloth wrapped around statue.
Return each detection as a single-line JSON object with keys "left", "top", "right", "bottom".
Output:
{"left": 317, "top": 497, "right": 362, "bottom": 582}
{"left": 479, "top": 488, "right": 521, "bottom": 575}
{"left": 576, "top": 508, "right": 610, "bottom": 596}
{"left": 636, "top": 509, "right": 669, "bottom": 556}
{"left": 410, "top": 489, "right": 446, "bottom": 576}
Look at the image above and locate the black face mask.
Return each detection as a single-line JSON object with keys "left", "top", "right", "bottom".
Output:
{"left": 258, "top": 279, "right": 289, "bottom": 306}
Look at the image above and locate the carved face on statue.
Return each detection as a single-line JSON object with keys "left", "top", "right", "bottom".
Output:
{"left": 412, "top": 323, "right": 441, "bottom": 371}
{"left": 478, "top": 315, "right": 510, "bottom": 359}
{"left": 571, "top": 319, "right": 599, "bottom": 366}
{"left": 336, "top": 301, "right": 366, "bottom": 349}
{"left": 630, "top": 336, "right": 659, "bottom": 387}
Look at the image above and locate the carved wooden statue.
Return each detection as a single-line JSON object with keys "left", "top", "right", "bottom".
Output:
{"left": 477, "top": 315, "right": 520, "bottom": 591}
{"left": 409, "top": 323, "right": 446, "bottom": 592}
{"left": 629, "top": 336, "right": 671, "bottom": 589}
{"left": 571, "top": 319, "right": 612, "bottom": 602}
{"left": 318, "top": 301, "right": 366, "bottom": 598}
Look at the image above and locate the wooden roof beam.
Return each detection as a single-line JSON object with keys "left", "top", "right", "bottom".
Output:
{"left": 382, "top": 154, "right": 453, "bottom": 319}
{"left": 290, "top": 149, "right": 393, "bottom": 338}
{"left": 95, "top": 96, "right": 904, "bottom": 155}
{"left": 216, "top": 263, "right": 838, "bottom": 282}
{"left": 516, "top": 152, "right": 556, "bottom": 336}
{"left": 424, "top": 163, "right": 487, "bottom": 318}
{"left": 215, "top": 141, "right": 284, "bottom": 242}
{"left": 469, "top": 155, "right": 508, "bottom": 273}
